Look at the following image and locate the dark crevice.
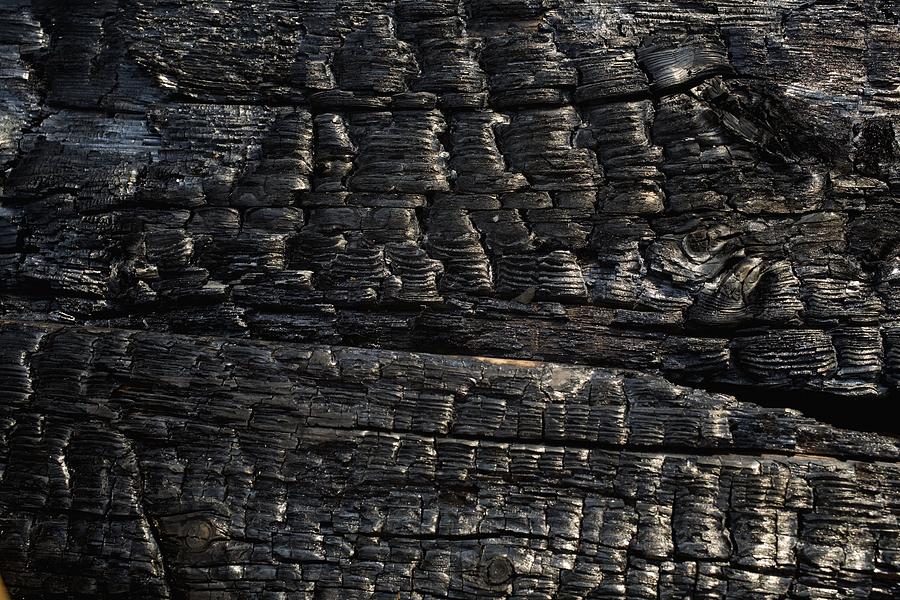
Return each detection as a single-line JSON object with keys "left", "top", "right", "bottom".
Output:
{"left": 696, "top": 382, "right": 899, "bottom": 438}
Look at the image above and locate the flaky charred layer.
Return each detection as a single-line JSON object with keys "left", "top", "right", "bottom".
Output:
{"left": 1, "top": 0, "right": 899, "bottom": 400}
{"left": 1, "top": 0, "right": 899, "bottom": 597}
{"left": 0, "top": 322, "right": 898, "bottom": 598}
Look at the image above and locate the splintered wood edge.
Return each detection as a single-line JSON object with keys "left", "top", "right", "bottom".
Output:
{"left": 462, "top": 355, "right": 545, "bottom": 368}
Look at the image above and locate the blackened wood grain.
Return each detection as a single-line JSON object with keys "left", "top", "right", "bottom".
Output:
{"left": 1, "top": 0, "right": 899, "bottom": 597}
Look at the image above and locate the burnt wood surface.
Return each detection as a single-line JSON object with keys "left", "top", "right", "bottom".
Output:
{"left": 0, "top": 0, "right": 899, "bottom": 598}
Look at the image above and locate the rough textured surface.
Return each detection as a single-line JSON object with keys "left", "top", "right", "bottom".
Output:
{"left": 1, "top": 322, "right": 899, "bottom": 599}
{"left": 0, "top": 0, "right": 899, "bottom": 597}
{"left": 1, "top": 0, "right": 899, "bottom": 398}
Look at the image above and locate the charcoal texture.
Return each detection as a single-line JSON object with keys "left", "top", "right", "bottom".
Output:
{"left": 0, "top": 0, "right": 899, "bottom": 597}
{"left": 1, "top": 322, "right": 899, "bottom": 599}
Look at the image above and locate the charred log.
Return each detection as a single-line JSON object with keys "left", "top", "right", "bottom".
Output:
{"left": 0, "top": 0, "right": 899, "bottom": 597}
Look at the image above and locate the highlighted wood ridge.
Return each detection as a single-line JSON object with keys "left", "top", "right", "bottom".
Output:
{"left": 0, "top": 0, "right": 898, "bottom": 597}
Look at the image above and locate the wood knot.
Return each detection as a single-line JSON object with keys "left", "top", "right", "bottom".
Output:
{"left": 484, "top": 556, "right": 514, "bottom": 585}
{"left": 183, "top": 518, "right": 214, "bottom": 552}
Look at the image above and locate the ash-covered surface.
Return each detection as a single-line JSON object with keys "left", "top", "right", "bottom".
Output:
{"left": 0, "top": 0, "right": 899, "bottom": 598}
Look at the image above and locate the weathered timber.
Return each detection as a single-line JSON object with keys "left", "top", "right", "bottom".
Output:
{"left": 0, "top": 322, "right": 898, "bottom": 598}
{"left": 0, "top": 0, "right": 899, "bottom": 397}
{"left": 1, "top": 0, "right": 899, "bottom": 597}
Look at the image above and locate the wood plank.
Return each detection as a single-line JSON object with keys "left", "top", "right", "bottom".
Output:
{"left": 0, "top": 323, "right": 897, "bottom": 598}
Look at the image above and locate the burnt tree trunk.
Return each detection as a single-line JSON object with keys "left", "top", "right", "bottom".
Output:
{"left": 0, "top": 0, "right": 898, "bottom": 598}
